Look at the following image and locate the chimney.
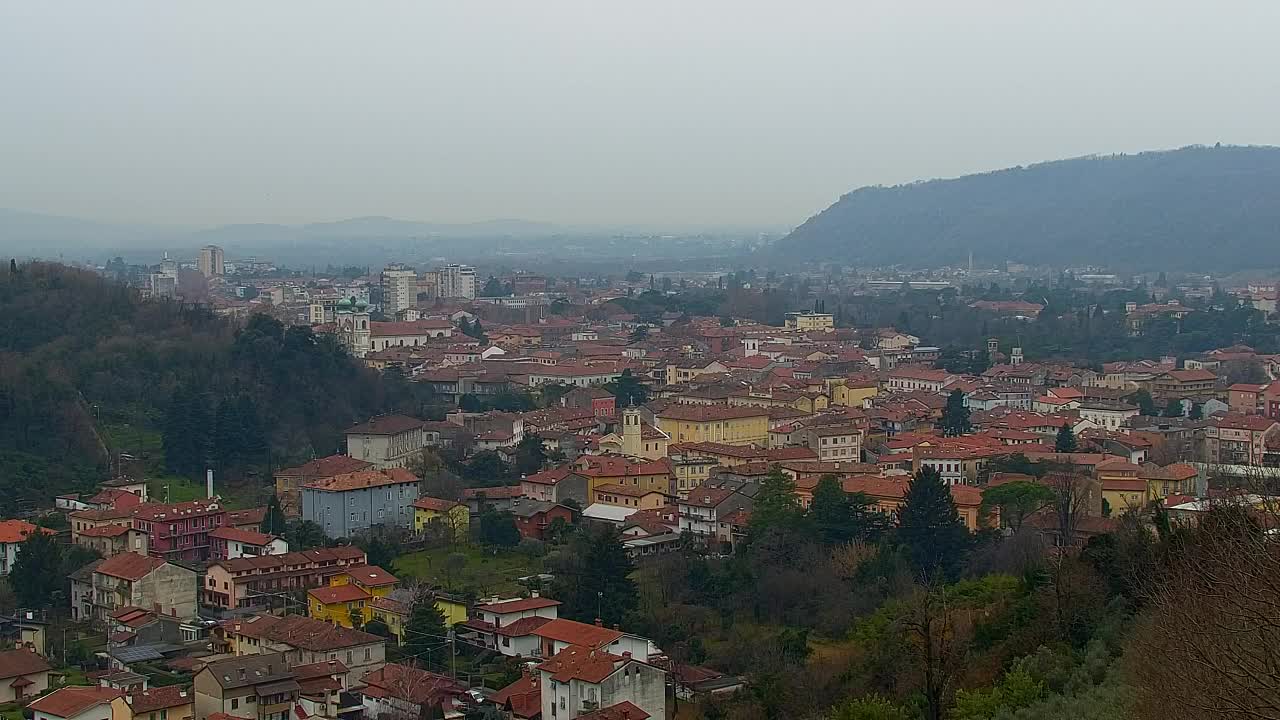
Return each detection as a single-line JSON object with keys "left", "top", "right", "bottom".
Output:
{"left": 594, "top": 618, "right": 603, "bottom": 627}
{"left": 612, "top": 623, "right": 620, "bottom": 630}
{"left": 621, "top": 651, "right": 631, "bottom": 659}
{"left": 530, "top": 590, "right": 539, "bottom": 598}
{"left": 206, "top": 469, "right": 214, "bottom": 499}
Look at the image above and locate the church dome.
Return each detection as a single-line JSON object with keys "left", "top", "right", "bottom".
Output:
{"left": 336, "top": 297, "right": 354, "bottom": 311}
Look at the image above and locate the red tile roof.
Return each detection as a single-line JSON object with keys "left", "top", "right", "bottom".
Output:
{"left": 95, "top": 552, "right": 166, "bottom": 581}
{"left": 127, "top": 685, "right": 193, "bottom": 713}
{"left": 305, "top": 468, "right": 419, "bottom": 492}
{"left": 28, "top": 686, "right": 123, "bottom": 718}
{"left": 496, "top": 616, "right": 555, "bottom": 638}
{"left": 412, "top": 497, "right": 463, "bottom": 513}
{"left": 533, "top": 619, "right": 623, "bottom": 649}
{"left": 536, "top": 645, "right": 624, "bottom": 683}
{"left": 308, "top": 584, "right": 370, "bottom": 604}
{"left": 0, "top": 649, "right": 51, "bottom": 680}
{"left": 76, "top": 524, "right": 130, "bottom": 538}
{"left": 0, "top": 520, "right": 57, "bottom": 544}
{"left": 209, "top": 527, "right": 277, "bottom": 545}
{"left": 343, "top": 565, "right": 398, "bottom": 587}
{"left": 276, "top": 455, "right": 373, "bottom": 478}
{"left": 492, "top": 673, "right": 541, "bottom": 719}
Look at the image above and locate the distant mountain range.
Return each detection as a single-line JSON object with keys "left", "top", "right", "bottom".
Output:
{"left": 777, "top": 145, "right": 1280, "bottom": 271}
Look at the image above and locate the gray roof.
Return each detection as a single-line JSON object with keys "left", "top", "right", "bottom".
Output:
{"left": 509, "top": 500, "right": 564, "bottom": 518}
{"left": 200, "top": 652, "right": 295, "bottom": 690}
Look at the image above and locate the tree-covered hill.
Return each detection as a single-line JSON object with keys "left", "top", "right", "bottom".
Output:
{"left": 778, "top": 145, "right": 1280, "bottom": 271}
{"left": 0, "top": 262, "right": 433, "bottom": 514}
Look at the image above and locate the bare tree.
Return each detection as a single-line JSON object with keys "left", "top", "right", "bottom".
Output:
{"left": 1127, "top": 500, "right": 1280, "bottom": 720}
{"left": 897, "top": 584, "right": 973, "bottom": 720}
{"left": 1044, "top": 471, "right": 1097, "bottom": 546}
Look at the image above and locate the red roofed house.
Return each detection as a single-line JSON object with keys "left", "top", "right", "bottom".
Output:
{"left": 274, "top": 455, "right": 374, "bottom": 517}
{"left": 300, "top": 468, "right": 421, "bottom": 539}
{"left": 360, "top": 663, "right": 468, "bottom": 719}
{"left": 537, "top": 645, "right": 666, "bottom": 720}
{"left": 75, "top": 552, "right": 198, "bottom": 624}
{"left": 28, "top": 685, "right": 128, "bottom": 720}
{"left": 1151, "top": 368, "right": 1219, "bottom": 405}
{"left": 125, "top": 685, "right": 195, "bottom": 720}
{"left": 461, "top": 596, "right": 562, "bottom": 657}
{"left": 0, "top": 648, "right": 52, "bottom": 702}
{"left": 0, "top": 520, "right": 57, "bottom": 576}
{"left": 532, "top": 618, "right": 652, "bottom": 660}
{"left": 130, "top": 498, "right": 230, "bottom": 562}
{"left": 208, "top": 527, "right": 287, "bottom": 560}
{"left": 1204, "top": 413, "right": 1280, "bottom": 467}
{"left": 202, "top": 546, "right": 367, "bottom": 610}
{"left": 842, "top": 476, "right": 988, "bottom": 532}
{"left": 1228, "top": 383, "right": 1270, "bottom": 415}
{"left": 492, "top": 669, "right": 543, "bottom": 720}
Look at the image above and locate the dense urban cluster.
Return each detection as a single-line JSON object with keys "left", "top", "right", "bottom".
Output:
{"left": 2, "top": 254, "right": 1280, "bottom": 720}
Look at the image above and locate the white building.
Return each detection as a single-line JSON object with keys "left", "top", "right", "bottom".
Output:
{"left": 537, "top": 645, "right": 667, "bottom": 720}
{"left": 439, "top": 264, "right": 477, "bottom": 299}
{"left": 381, "top": 265, "right": 418, "bottom": 314}
{"left": 198, "top": 245, "right": 225, "bottom": 278}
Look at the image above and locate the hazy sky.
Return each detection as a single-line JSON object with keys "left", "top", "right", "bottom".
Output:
{"left": 3, "top": 1, "right": 1280, "bottom": 229}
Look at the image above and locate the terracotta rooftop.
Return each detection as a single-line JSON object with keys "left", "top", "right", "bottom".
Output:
{"left": 127, "top": 685, "right": 193, "bottom": 713}
{"left": 412, "top": 497, "right": 463, "bottom": 513}
{"left": 536, "top": 644, "right": 625, "bottom": 683}
{"left": 533, "top": 618, "right": 624, "bottom": 649}
{"left": 95, "top": 552, "right": 166, "bottom": 581}
{"left": 28, "top": 686, "right": 123, "bottom": 718}
{"left": 577, "top": 702, "right": 651, "bottom": 720}
{"left": 304, "top": 468, "right": 419, "bottom": 492}
{"left": 275, "top": 455, "right": 373, "bottom": 478}
{"left": 209, "top": 526, "right": 277, "bottom": 546}
{"left": 344, "top": 565, "right": 398, "bottom": 587}
{"left": 476, "top": 596, "right": 562, "bottom": 614}
{"left": 308, "top": 584, "right": 370, "bottom": 605}
{"left": 0, "top": 648, "right": 51, "bottom": 680}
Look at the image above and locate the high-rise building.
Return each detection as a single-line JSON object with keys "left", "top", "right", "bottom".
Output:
{"left": 438, "top": 264, "right": 477, "bottom": 299}
{"left": 198, "top": 245, "right": 225, "bottom": 278}
{"left": 381, "top": 265, "right": 418, "bottom": 313}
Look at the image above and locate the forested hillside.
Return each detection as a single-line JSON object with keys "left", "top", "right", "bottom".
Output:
{"left": 0, "top": 262, "right": 432, "bottom": 513}
{"left": 779, "top": 145, "right": 1280, "bottom": 270}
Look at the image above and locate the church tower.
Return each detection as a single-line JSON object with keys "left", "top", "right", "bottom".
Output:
{"left": 620, "top": 406, "right": 642, "bottom": 458}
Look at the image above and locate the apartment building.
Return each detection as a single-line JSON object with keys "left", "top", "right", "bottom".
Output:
{"left": 203, "top": 546, "right": 367, "bottom": 610}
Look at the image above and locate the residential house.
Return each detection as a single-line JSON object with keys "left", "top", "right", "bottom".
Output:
{"left": 0, "top": 520, "right": 57, "bottom": 576}
{"left": 0, "top": 648, "right": 51, "bottom": 702}
{"left": 202, "top": 547, "right": 367, "bottom": 610}
{"left": 29, "top": 686, "right": 129, "bottom": 720}
{"left": 796, "top": 425, "right": 863, "bottom": 462}
{"left": 842, "top": 476, "right": 987, "bottom": 531}
{"left": 885, "top": 368, "right": 953, "bottom": 393}
{"left": 192, "top": 653, "right": 298, "bottom": 720}
{"left": 208, "top": 528, "right": 287, "bottom": 561}
{"left": 512, "top": 501, "right": 576, "bottom": 540}
{"left": 677, "top": 486, "right": 753, "bottom": 546}
{"left": 520, "top": 468, "right": 588, "bottom": 506}
{"left": 367, "top": 590, "right": 467, "bottom": 646}
{"left": 1077, "top": 401, "right": 1141, "bottom": 431}
{"left": 344, "top": 415, "right": 427, "bottom": 469}
{"left": 273, "top": 456, "right": 373, "bottom": 517}
{"left": 360, "top": 664, "right": 468, "bottom": 719}
{"left": 491, "top": 670, "right": 542, "bottom": 720}
{"left": 125, "top": 685, "right": 195, "bottom": 720}
{"left": 461, "top": 596, "right": 561, "bottom": 657}
{"left": 216, "top": 615, "right": 385, "bottom": 685}
{"left": 560, "top": 387, "right": 618, "bottom": 419}
{"left": 1151, "top": 369, "right": 1219, "bottom": 405}
{"left": 75, "top": 553, "right": 198, "bottom": 625}
{"left": 1204, "top": 413, "right": 1280, "bottom": 466}
{"left": 532, "top": 619, "right": 652, "bottom": 660}
{"left": 300, "top": 468, "right": 421, "bottom": 539}
{"left": 307, "top": 565, "right": 398, "bottom": 628}
{"left": 412, "top": 498, "right": 469, "bottom": 541}
{"left": 1228, "top": 383, "right": 1270, "bottom": 415}
{"left": 536, "top": 645, "right": 667, "bottom": 720}
{"left": 131, "top": 499, "right": 230, "bottom": 563}
{"left": 590, "top": 485, "right": 667, "bottom": 511}
{"left": 74, "top": 524, "right": 150, "bottom": 559}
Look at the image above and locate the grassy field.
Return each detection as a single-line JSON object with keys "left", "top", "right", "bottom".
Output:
{"left": 394, "top": 545, "right": 544, "bottom": 597}
{"left": 101, "top": 422, "right": 259, "bottom": 507}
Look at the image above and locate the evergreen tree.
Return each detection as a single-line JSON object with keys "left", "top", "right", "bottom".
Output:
{"left": 263, "top": 495, "right": 287, "bottom": 536}
{"left": 808, "top": 475, "right": 889, "bottom": 545}
{"left": 748, "top": 468, "right": 804, "bottom": 539}
{"left": 607, "top": 369, "right": 649, "bottom": 407}
{"left": 551, "top": 526, "right": 638, "bottom": 626}
{"left": 470, "top": 318, "right": 485, "bottom": 340}
{"left": 1134, "top": 389, "right": 1157, "bottom": 416}
{"left": 404, "top": 591, "right": 449, "bottom": 667}
{"left": 213, "top": 396, "right": 241, "bottom": 469}
{"left": 938, "top": 389, "right": 972, "bottom": 436}
{"left": 478, "top": 507, "right": 521, "bottom": 547}
{"left": 1055, "top": 422, "right": 1078, "bottom": 453}
{"left": 896, "top": 466, "right": 970, "bottom": 581}
{"left": 514, "top": 434, "right": 548, "bottom": 476}
{"left": 10, "top": 531, "right": 63, "bottom": 608}
{"left": 1189, "top": 402, "right": 1203, "bottom": 420}
{"left": 1164, "top": 398, "right": 1185, "bottom": 417}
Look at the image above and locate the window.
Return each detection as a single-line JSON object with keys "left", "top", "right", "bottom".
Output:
{"left": 231, "top": 699, "right": 239, "bottom": 710}
{"left": 364, "top": 647, "right": 371, "bottom": 660}
{"left": 346, "top": 650, "right": 353, "bottom": 665}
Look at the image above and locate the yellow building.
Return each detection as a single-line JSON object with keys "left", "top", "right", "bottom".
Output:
{"left": 828, "top": 379, "right": 879, "bottom": 408}
{"left": 1102, "top": 480, "right": 1148, "bottom": 516}
{"left": 655, "top": 405, "right": 769, "bottom": 446}
{"left": 591, "top": 483, "right": 668, "bottom": 510}
{"left": 308, "top": 565, "right": 399, "bottom": 628}
{"left": 412, "top": 497, "right": 470, "bottom": 540}
{"left": 367, "top": 592, "right": 469, "bottom": 645}
{"left": 784, "top": 312, "right": 834, "bottom": 331}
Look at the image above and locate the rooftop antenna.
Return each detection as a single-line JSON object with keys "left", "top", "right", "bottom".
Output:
{"left": 968, "top": 250, "right": 974, "bottom": 276}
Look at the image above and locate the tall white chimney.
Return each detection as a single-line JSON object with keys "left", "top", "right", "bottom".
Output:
{"left": 206, "top": 469, "right": 214, "bottom": 499}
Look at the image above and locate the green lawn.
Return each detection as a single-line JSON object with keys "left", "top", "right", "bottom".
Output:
{"left": 394, "top": 545, "right": 544, "bottom": 597}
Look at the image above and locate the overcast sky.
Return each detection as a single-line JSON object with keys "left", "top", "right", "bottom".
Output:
{"left": 3, "top": 1, "right": 1279, "bottom": 229}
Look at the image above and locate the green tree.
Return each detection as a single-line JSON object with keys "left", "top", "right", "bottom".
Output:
{"left": 896, "top": 466, "right": 970, "bottom": 581}
{"left": 550, "top": 526, "right": 638, "bottom": 626}
{"left": 607, "top": 369, "right": 649, "bottom": 407}
{"left": 809, "top": 476, "right": 888, "bottom": 545}
{"left": 629, "top": 325, "right": 650, "bottom": 342}
{"left": 481, "top": 276, "right": 507, "bottom": 297}
{"left": 514, "top": 434, "right": 548, "bottom": 476}
{"left": 357, "top": 529, "right": 399, "bottom": 569}
{"left": 479, "top": 507, "right": 521, "bottom": 548}
{"left": 748, "top": 468, "right": 804, "bottom": 539}
{"left": 263, "top": 495, "right": 287, "bottom": 536}
{"left": 286, "top": 521, "right": 328, "bottom": 550}
{"left": 1134, "top": 389, "right": 1157, "bottom": 416}
{"left": 938, "top": 389, "right": 972, "bottom": 436}
{"left": 10, "top": 531, "right": 64, "bottom": 608}
{"left": 404, "top": 591, "right": 449, "bottom": 667}
{"left": 1188, "top": 402, "right": 1203, "bottom": 420}
{"left": 981, "top": 481, "right": 1055, "bottom": 532}
{"left": 1163, "top": 398, "right": 1184, "bottom": 417}
{"left": 1055, "top": 422, "right": 1078, "bottom": 453}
